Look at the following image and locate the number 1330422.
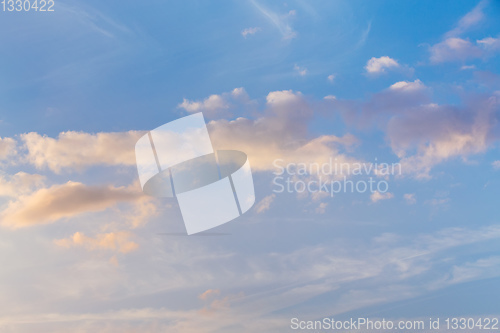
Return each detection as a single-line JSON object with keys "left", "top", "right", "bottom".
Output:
{"left": 2, "top": 0, "right": 54, "bottom": 12}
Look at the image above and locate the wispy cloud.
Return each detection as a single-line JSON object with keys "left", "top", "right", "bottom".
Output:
{"left": 249, "top": 0, "right": 297, "bottom": 40}
{"left": 445, "top": 0, "right": 488, "bottom": 38}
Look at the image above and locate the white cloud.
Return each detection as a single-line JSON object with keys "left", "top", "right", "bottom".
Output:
{"left": 477, "top": 36, "right": 500, "bottom": 51}
{"left": 365, "top": 56, "right": 400, "bottom": 74}
{"left": 429, "top": 2, "right": 499, "bottom": 64}
{"left": 327, "top": 74, "right": 335, "bottom": 82}
{"left": 429, "top": 37, "right": 483, "bottom": 63}
{"left": 492, "top": 161, "right": 500, "bottom": 170}
{"left": 241, "top": 27, "right": 261, "bottom": 38}
{"left": 389, "top": 79, "right": 425, "bottom": 92}
{"left": 370, "top": 191, "right": 394, "bottom": 202}
{"left": 21, "top": 131, "right": 142, "bottom": 173}
{"left": 178, "top": 87, "right": 250, "bottom": 119}
{"left": 293, "top": 64, "right": 307, "bottom": 76}
{"left": 178, "top": 95, "right": 228, "bottom": 113}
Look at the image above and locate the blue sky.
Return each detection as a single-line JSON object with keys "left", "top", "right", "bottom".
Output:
{"left": 1, "top": 0, "right": 500, "bottom": 332}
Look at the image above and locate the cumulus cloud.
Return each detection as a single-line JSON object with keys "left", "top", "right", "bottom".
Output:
{"left": 54, "top": 231, "right": 139, "bottom": 254}
{"left": 179, "top": 95, "right": 228, "bottom": 113}
{"left": 241, "top": 27, "right": 261, "bottom": 38}
{"left": 365, "top": 56, "right": 400, "bottom": 74}
{"left": 327, "top": 74, "right": 335, "bottom": 83}
{"left": 0, "top": 172, "right": 46, "bottom": 197}
{"left": 370, "top": 191, "right": 394, "bottom": 202}
{"left": 0, "top": 181, "right": 144, "bottom": 228}
{"left": 0, "top": 137, "right": 17, "bottom": 161}
{"left": 207, "top": 89, "right": 360, "bottom": 174}
{"left": 330, "top": 77, "right": 499, "bottom": 178}
{"left": 429, "top": 37, "right": 483, "bottom": 63}
{"left": 335, "top": 79, "right": 430, "bottom": 128}
{"left": 429, "top": 1, "right": 499, "bottom": 64}
{"left": 389, "top": 79, "right": 426, "bottom": 92}
{"left": 386, "top": 94, "right": 499, "bottom": 178}
{"left": 178, "top": 88, "right": 250, "bottom": 119}
{"left": 21, "top": 131, "right": 142, "bottom": 173}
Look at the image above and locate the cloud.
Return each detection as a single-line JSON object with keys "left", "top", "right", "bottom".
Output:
{"left": 429, "top": 0, "right": 499, "bottom": 64}
{"left": 445, "top": 0, "right": 488, "bottom": 38}
{"left": 0, "top": 181, "right": 144, "bottom": 228}
{"left": 21, "top": 131, "right": 142, "bottom": 173}
{"left": 338, "top": 79, "right": 431, "bottom": 128}
{"left": 54, "top": 231, "right": 139, "bottom": 254}
{"left": 241, "top": 27, "right": 261, "bottom": 38}
{"left": 492, "top": 161, "right": 500, "bottom": 169}
{"left": 386, "top": 94, "right": 499, "bottom": 178}
{"left": 254, "top": 194, "right": 275, "bottom": 214}
{"left": 477, "top": 36, "right": 500, "bottom": 51}
{"left": 429, "top": 37, "right": 483, "bottom": 63}
{"left": 0, "top": 137, "right": 17, "bottom": 161}
{"left": 331, "top": 78, "right": 499, "bottom": 178}
{"left": 315, "top": 202, "right": 328, "bottom": 214}
{"left": 327, "top": 74, "right": 335, "bottom": 83}
{"left": 404, "top": 193, "right": 416, "bottom": 205}
{"left": 207, "top": 89, "right": 360, "bottom": 174}
{"left": 178, "top": 88, "right": 250, "bottom": 119}
{"left": 198, "top": 289, "right": 221, "bottom": 301}
{"left": 179, "top": 95, "right": 228, "bottom": 113}
{"left": 0, "top": 172, "right": 46, "bottom": 197}
{"left": 127, "top": 196, "right": 159, "bottom": 228}
{"left": 365, "top": 56, "right": 400, "bottom": 74}
{"left": 389, "top": 79, "right": 425, "bottom": 92}
{"left": 249, "top": 0, "right": 296, "bottom": 40}
{"left": 370, "top": 191, "right": 394, "bottom": 202}
{"left": 293, "top": 64, "right": 307, "bottom": 76}
{"left": 461, "top": 64, "right": 476, "bottom": 70}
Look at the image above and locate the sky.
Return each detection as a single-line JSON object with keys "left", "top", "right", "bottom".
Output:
{"left": 1, "top": 0, "right": 500, "bottom": 332}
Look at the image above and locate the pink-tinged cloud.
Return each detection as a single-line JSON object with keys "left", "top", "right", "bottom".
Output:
{"left": 54, "top": 231, "right": 139, "bottom": 254}
{"left": 0, "top": 182, "right": 145, "bottom": 228}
